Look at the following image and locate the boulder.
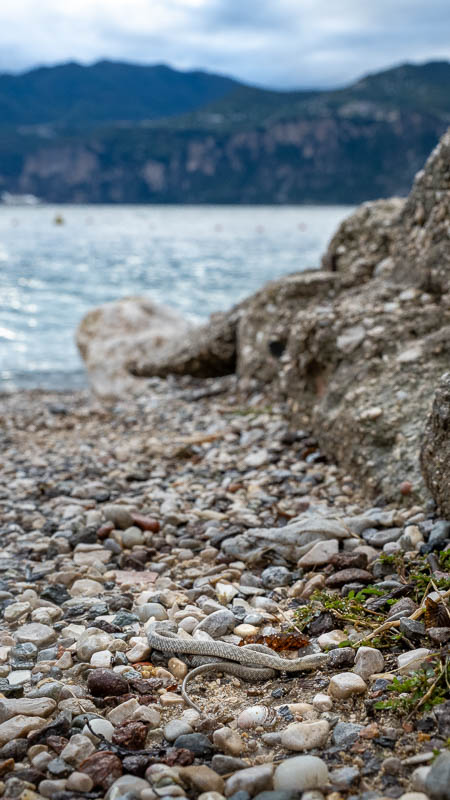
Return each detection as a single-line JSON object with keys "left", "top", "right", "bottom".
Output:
{"left": 129, "top": 308, "right": 238, "bottom": 379}
{"left": 76, "top": 296, "right": 191, "bottom": 397}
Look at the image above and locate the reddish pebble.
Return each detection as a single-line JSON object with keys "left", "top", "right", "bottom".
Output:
{"left": 79, "top": 751, "right": 122, "bottom": 790}
{"left": 97, "top": 522, "right": 114, "bottom": 540}
{"left": 131, "top": 513, "right": 160, "bottom": 533}
{"left": 400, "top": 481, "right": 413, "bottom": 495}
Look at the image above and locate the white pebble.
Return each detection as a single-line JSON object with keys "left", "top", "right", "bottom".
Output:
{"left": 274, "top": 755, "right": 329, "bottom": 791}
{"left": 280, "top": 721, "right": 330, "bottom": 751}
{"left": 328, "top": 672, "right": 367, "bottom": 699}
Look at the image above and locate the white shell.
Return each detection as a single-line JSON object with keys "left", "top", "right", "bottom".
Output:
{"left": 237, "top": 704, "right": 277, "bottom": 729}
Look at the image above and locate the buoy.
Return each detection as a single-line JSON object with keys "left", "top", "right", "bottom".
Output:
{"left": 54, "top": 214, "right": 64, "bottom": 225}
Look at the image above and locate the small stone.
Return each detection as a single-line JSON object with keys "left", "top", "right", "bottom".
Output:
{"left": 225, "top": 763, "right": 274, "bottom": 797}
{"left": 327, "top": 647, "right": 355, "bottom": 668}
{"left": 388, "top": 597, "right": 418, "bottom": 620}
{"left": 164, "top": 719, "right": 193, "bottom": 742}
{"left": 273, "top": 755, "right": 328, "bottom": 791}
{"left": 425, "top": 752, "right": 450, "bottom": 800}
{"left": 83, "top": 718, "right": 115, "bottom": 742}
{"left": 195, "top": 609, "right": 236, "bottom": 638}
{"left": 317, "top": 630, "right": 348, "bottom": 650}
{"left": 70, "top": 579, "right": 104, "bottom": 597}
{"left": 332, "top": 722, "right": 363, "bottom": 747}
{"left": 77, "top": 630, "right": 113, "bottom": 661}
{"left": 412, "top": 766, "right": 431, "bottom": 792}
{"left": 280, "top": 721, "right": 330, "bottom": 751}
{"left": 137, "top": 603, "right": 168, "bottom": 622}
{"left": 325, "top": 569, "right": 373, "bottom": 587}
{"left": 39, "top": 779, "right": 68, "bottom": 798}
{"left": 0, "top": 698, "right": 56, "bottom": 722}
{"left": 353, "top": 646, "right": 384, "bottom": 680}
{"left": 173, "top": 733, "right": 214, "bottom": 758}
{"left": 312, "top": 694, "right": 332, "bottom": 712}
{"left": 112, "top": 720, "right": 148, "bottom": 750}
{"left": 107, "top": 698, "right": 142, "bottom": 726}
{"left": 428, "top": 628, "right": 450, "bottom": 644}
{"left": 234, "top": 624, "right": 260, "bottom": 638}
{"left": 329, "top": 767, "right": 360, "bottom": 788}
{"left": 298, "top": 540, "right": 339, "bottom": 568}
{"left": 66, "top": 771, "right": 95, "bottom": 792}
{"left": 398, "top": 649, "right": 431, "bottom": 674}
{"left": 15, "top": 624, "right": 56, "bottom": 648}
{"left": 79, "top": 750, "right": 123, "bottom": 790}
{"left": 87, "top": 669, "right": 129, "bottom": 697}
{"left": 60, "top": 733, "right": 95, "bottom": 766}
{"left": 90, "top": 649, "right": 113, "bottom": 668}
{"left": 0, "top": 714, "right": 47, "bottom": 745}
{"left": 399, "top": 618, "right": 426, "bottom": 637}
{"left": 261, "top": 567, "right": 291, "bottom": 588}
{"left": 168, "top": 657, "right": 188, "bottom": 680}
{"left": 106, "top": 775, "right": 152, "bottom": 799}
{"left": 180, "top": 765, "right": 225, "bottom": 795}
{"left": 103, "top": 504, "right": 134, "bottom": 529}
{"left": 212, "top": 754, "right": 247, "bottom": 775}
{"left": 328, "top": 673, "right": 367, "bottom": 699}
{"left": 213, "top": 727, "right": 244, "bottom": 757}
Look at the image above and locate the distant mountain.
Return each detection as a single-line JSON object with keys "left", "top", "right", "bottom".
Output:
{"left": 0, "top": 60, "right": 449, "bottom": 203}
{"left": 0, "top": 60, "right": 239, "bottom": 124}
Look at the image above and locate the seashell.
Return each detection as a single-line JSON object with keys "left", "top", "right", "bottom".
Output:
{"left": 237, "top": 704, "right": 277, "bottom": 730}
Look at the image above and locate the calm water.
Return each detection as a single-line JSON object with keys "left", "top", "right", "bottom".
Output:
{"left": 0, "top": 205, "right": 352, "bottom": 391}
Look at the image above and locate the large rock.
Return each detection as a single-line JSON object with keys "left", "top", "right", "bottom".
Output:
{"left": 120, "top": 128, "right": 450, "bottom": 505}
{"left": 421, "top": 373, "right": 450, "bottom": 517}
{"left": 129, "top": 308, "right": 238, "bottom": 379}
{"left": 76, "top": 296, "right": 191, "bottom": 397}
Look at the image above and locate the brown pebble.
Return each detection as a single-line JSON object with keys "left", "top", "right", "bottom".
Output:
{"left": 112, "top": 721, "right": 148, "bottom": 750}
{"left": 0, "top": 759, "right": 14, "bottom": 777}
{"left": 97, "top": 522, "right": 114, "bottom": 540}
{"left": 325, "top": 568, "right": 373, "bottom": 587}
{"left": 330, "top": 552, "right": 368, "bottom": 570}
{"left": 400, "top": 481, "right": 413, "bottom": 495}
{"left": 131, "top": 513, "right": 160, "bottom": 532}
{"left": 87, "top": 669, "right": 130, "bottom": 697}
{"left": 79, "top": 751, "right": 122, "bottom": 790}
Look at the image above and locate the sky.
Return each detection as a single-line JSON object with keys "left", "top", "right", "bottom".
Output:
{"left": 0, "top": 0, "right": 449, "bottom": 89}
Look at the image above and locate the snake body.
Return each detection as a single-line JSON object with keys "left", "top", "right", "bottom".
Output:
{"left": 147, "top": 625, "right": 328, "bottom": 713}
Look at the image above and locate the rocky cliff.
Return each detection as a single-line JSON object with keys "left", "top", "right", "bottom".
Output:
{"left": 1, "top": 61, "right": 449, "bottom": 203}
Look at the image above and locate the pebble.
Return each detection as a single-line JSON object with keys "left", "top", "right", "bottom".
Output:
{"left": 398, "top": 649, "right": 431, "bottom": 674}
{"left": 106, "top": 775, "right": 150, "bottom": 799}
{"left": 213, "top": 727, "right": 244, "bottom": 756}
{"left": 353, "top": 646, "right": 384, "bottom": 680}
{"left": 425, "top": 752, "right": 450, "bottom": 800}
{"left": 225, "top": 764, "right": 274, "bottom": 797}
{"left": 164, "top": 719, "right": 193, "bottom": 741}
{"left": 317, "top": 630, "right": 348, "bottom": 650}
{"left": 332, "top": 722, "right": 363, "bottom": 747}
{"left": 328, "top": 673, "right": 367, "bottom": 698}
{"left": 312, "top": 694, "right": 333, "bottom": 712}
{"left": 173, "top": 733, "right": 215, "bottom": 758}
{"left": 297, "top": 539, "right": 339, "bottom": 568}
{"left": 273, "top": 756, "right": 328, "bottom": 791}
{"left": 280, "top": 720, "right": 330, "bottom": 751}
{"left": 15, "top": 624, "right": 56, "bottom": 648}
{"left": 195, "top": 609, "right": 236, "bottom": 638}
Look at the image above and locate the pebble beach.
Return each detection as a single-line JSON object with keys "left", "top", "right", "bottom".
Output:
{"left": 0, "top": 375, "right": 449, "bottom": 800}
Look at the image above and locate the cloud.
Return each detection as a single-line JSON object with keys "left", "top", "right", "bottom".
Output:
{"left": 0, "top": 0, "right": 449, "bottom": 88}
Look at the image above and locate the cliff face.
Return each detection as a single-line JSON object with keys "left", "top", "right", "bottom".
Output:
{"left": 1, "top": 60, "right": 449, "bottom": 203}
{"left": 6, "top": 112, "right": 446, "bottom": 204}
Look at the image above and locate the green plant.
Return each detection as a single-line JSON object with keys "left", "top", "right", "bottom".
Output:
{"left": 374, "top": 655, "right": 450, "bottom": 717}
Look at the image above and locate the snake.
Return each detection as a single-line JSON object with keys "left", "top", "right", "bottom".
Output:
{"left": 147, "top": 624, "right": 329, "bottom": 713}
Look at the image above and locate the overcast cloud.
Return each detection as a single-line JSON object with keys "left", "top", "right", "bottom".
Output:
{"left": 0, "top": 0, "right": 449, "bottom": 88}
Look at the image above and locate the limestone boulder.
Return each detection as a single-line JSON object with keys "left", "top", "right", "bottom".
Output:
{"left": 76, "top": 296, "right": 191, "bottom": 397}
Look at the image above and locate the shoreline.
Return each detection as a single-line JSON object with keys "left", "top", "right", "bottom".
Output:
{"left": 0, "top": 373, "right": 447, "bottom": 799}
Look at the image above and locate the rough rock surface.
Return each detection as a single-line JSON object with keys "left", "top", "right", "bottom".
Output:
{"left": 120, "top": 127, "right": 450, "bottom": 505}
{"left": 421, "top": 372, "right": 450, "bottom": 517}
{"left": 76, "top": 296, "right": 191, "bottom": 397}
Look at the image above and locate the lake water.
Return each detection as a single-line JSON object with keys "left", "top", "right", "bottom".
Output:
{"left": 0, "top": 204, "right": 353, "bottom": 392}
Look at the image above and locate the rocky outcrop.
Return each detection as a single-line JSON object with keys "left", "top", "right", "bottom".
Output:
{"left": 123, "top": 127, "right": 450, "bottom": 506}
{"left": 76, "top": 297, "right": 191, "bottom": 398}
{"left": 421, "top": 373, "right": 450, "bottom": 517}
